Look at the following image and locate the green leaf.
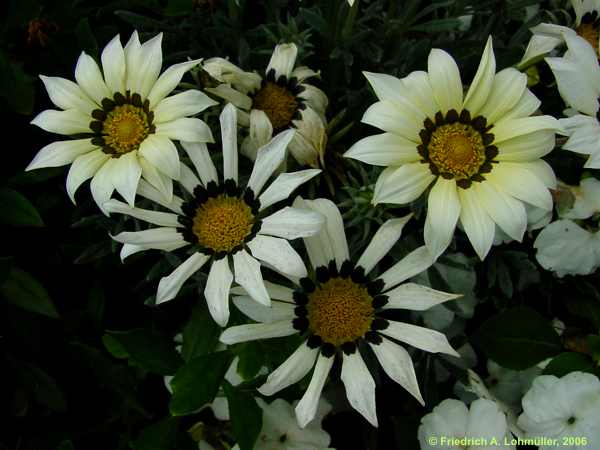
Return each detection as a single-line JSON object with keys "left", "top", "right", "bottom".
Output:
{"left": 170, "top": 351, "right": 232, "bottom": 416}
{"left": 131, "top": 417, "right": 178, "bottom": 450}
{"left": 223, "top": 382, "right": 262, "bottom": 450}
{"left": 164, "top": 0, "right": 193, "bottom": 16}
{"left": 587, "top": 335, "right": 600, "bottom": 364}
{"left": 181, "top": 303, "right": 221, "bottom": 362}
{"left": 75, "top": 18, "right": 99, "bottom": 58}
{"left": 106, "top": 329, "right": 183, "bottom": 375}
{"left": 20, "top": 363, "right": 67, "bottom": 412}
{"left": 1, "top": 267, "right": 59, "bottom": 318}
{"left": 473, "top": 306, "right": 562, "bottom": 370}
{"left": 236, "top": 342, "right": 265, "bottom": 380}
{"left": 102, "top": 334, "right": 129, "bottom": 359}
{"left": 542, "top": 352, "right": 596, "bottom": 377}
{"left": 409, "top": 19, "right": 462, "bottom": 33}
{"left": 0, "top": 50, "right": 35, "bottom": 115}
{"left": 0, "top": 188, "right": 44, "bottom": 227}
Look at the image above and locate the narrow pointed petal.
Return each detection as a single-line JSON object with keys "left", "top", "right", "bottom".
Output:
{"left": 258, "top": 343, "right": 319, "bottom": 395}
{"left": 136, "top": 33, "right": 163, "bottom": 99}
{"left": 267, "top": 43, "right": 298, "bottom": 79}
{"left": 463, "top": 37, "right": 495, "bottom": 116}
{"left": 112, "top": 227, "right": 185, "bottom": 246}
{"left": 478, "top": 68, "right": 528, "bottom": 125}
{"left": 259, "top": 169, "right": 321, "bottom": 211}
{"left": 241, "top": 109, "right": 273, "bottom": 160}
{"left": 111, "top": 151, "right": 142, "bottom": 206}
{"left": 100, "top": 34, "right": 126, "bottom": 94}
{"left": 428, "top": 49, "right": 462, "bottom": 114}
{"left": 220, "top": 321, "right": 296, "bottom": 345}
{"left": 344, "top": 133, "right": 420, "bottom": 166}
{"left": 31, "top": 109, "right": 92, "bottom": 135}
{"left": 382, "top": 282, "right": 461, "bottom": 311}
{"left": 370, "top": 338, "right": 424, "bottom": 405}
{"left": 341, "top": 352, "right": 378, "bottom": 427}
{"left": 124, "top": 31, "right": 142, "bottom": 91}
{"left": 178, "top": 162, "right": 202, "bottom": 195}
{"left": 378, "top": 246, "right": 435, "bottom": 291}
{"left": 357, "top": 215, "right": 413, "bottom": 274}
{"left": 136, "top": 179, "right": 182, "bottom": 213}
{"left": 362, "top": 100, "right": 422, "bottom": 141}
{"left": 233, "top": 296, "right": 296, "bottom": 323}
{"left": 66, "top": 150, "right": 110, "bottom": 203}
{"left": 156, "top": 252, "right": 209, "bottom": 304}
{"left": 75, "top": 52, "right": 110, "bottom": 104}
{"left": 424, "top": 178, "right": 461, "bottom": 259}
{"left": 260, "top": 207, "right": 324, "bottom": 240}
{"left": 248, "top": 235, "right": 307, "bottom": 278}
{"left": 233, "top": 249, "right": 270, "bottom": 306}
{"left": 27, "top": 139, "right": 95, "bottom": 170}
{"left": 458, "top": 187, "right": 495, "bottom": 260}
{"left": 147, "top": 59, "right": 202, "bottom": 108}
{"left": 180, "top": 141, "right": 218, "bottom": 186}
{"left": 380, "top": 321, "right": 460, "bottom": 357}
{"left": 295, "top": 355, "right": 334, "bottom": 428}
{"left": 39, "top": 75, "right": 97, "bottom": 113}
{"left": 247, "top": 129, "right": 295, "bottom": 195}
{"left": 139, "top": 156, "right": 174, "bottom": 202}
{"left": 205, "top": 257, "right": 233, "bottom": 326}
{"left": 138, "top": 134, "right": 181, "bottom": 180}
{"left": 103, "top": 199, "right": 180, "bottom": 227}
{"left": 220, "top": 103, "right": 238, "bottom": 183}
{"left": 153, "top": 90, "right": 218, "bottom": 124}
{"left": 155, "top": 118, "right": 213, "bottom": 144}
{"left": 90, "top": 158, "right": 117, "bottom": 212}
{"left": 373, "top": 163, "right": 435, "bottom": 205}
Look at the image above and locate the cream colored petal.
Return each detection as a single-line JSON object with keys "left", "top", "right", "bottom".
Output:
{"left": 247, "top": 129, "right": 295, "bottom": 195}
{"left": 492, "top": 116, "right": 561, "bottom": 143}
{"left": 39, "top": 76, "right": 97, "bottom": 113}
{"left": 74, "top": 52, "right": 110, "bottom": 104}
{"left": 344, "top": 133, "right": 420, "bottom": 166}
{"left": 259, "top": 169, "right": 321, "bottom": 211}
{"left": 111, "top": 151, "right": 142, "bottom": 206}
{"left": 362, "top": 100, "right": 423, "bottom": 142}
{"left": 138, "top": 134, "right": 181, "bottom": 180}
{"left": 424, "top": 178, "right": 461, "bottom": 259}
{"left": 341, "top": 353, "right": 378, "bottom": 427}
{"left": 378, "top": 245, "right": 435, "bottom": 291}
{"left": 487, "top": 162, "right": 553, "bottom": 210}
{"left": 233, "top": 249, "right": 270, "bottom": 306}
{"left": 180, "top": 141, "right": 218, "bottom": 186}
{"left": 428, "top": 49, "right": 463, "bottom": 114}
{"left": 458, "top": 186, "right": 495, "bottom": 260}
{"left": 153, "top": 90, "right": 218, "bottom": 124}
{"left": 147, "top": 59, "right": 202, "bottom": 108}
{"left": 31, "top": 109, "right": 91, "bottom": 135}
{"left": 205, "top": 84, "right": 253, "bottom": 110}
{"left": 267, "top": 43, "right": 298, "bottom": 79}
{"left": 373, "top": 163, "right": 435, "bottom": 205}
{"left": 103, "top": 199, "right": 180, "bottom": 227}
{"left": 155, "top": 118, "right": 214, "bottom": 144}
{"left": 295, "top": 355, "right": 334, "bottom": 428}
{"left": 478, "top": 68, "right": 527, "bottom": 125}
{"left": 496, "top": 129, "right": 556, "bottom": 162}
{"left": 382, "top": 282, "right": 461, "bottom": 311}
{"left": 380, "top": 321, "right": 459, "bottom": 357}
{"left": 258, "top": 343, "right": 318, "bottom": 396}
{"left": 463, "top": 37, "right": 495, "bottom": 116}
{"left": 100, "top": 34, "right": 126, "bottom": 94}
{"left": 139, "top": 156, "right": 174, "bottom": 203}
{"left": 157, "top": 253, "right": 210, "bottom": 304}
{"left": 247, "top": 235, "right": 307, "bottom": 278}
{"left": 66, "top": 150, "right": 110, "bottom": 203}
{"left": 220, "top": 321, "right": 296, "bottom": 345}
{"left": 26, "top": 139, "right": 96, "bottom": 170}
{"left": 204, "top": 257, "right": 233, "bottom": 327}
{"left": 233, "top": 296, "right": 296, "bottom": 324}
{"left": 220, "top": 103, "right": 238, "bottom": 183}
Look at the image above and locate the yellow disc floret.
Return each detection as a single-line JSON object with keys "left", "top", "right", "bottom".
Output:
{"left": 102, "top": 104, "right": 151, "bottom": 154}
{"left": 192, "top": 195, "right": 255, "bottom": 253}
{"left": 428, "top": 122, "right": 487, "bottom": 180}
{"left": 307, "top": 277, "right": 374, "bottom": 347}
{"left": 252, "top": 81, "right": 298, "bottom": 130}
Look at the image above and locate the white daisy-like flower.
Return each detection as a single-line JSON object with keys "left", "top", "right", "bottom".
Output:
{"left": 547, "top": 34, "right": 600, "bottom": 168}
{"left": 107, "top": 104, "right": 323, "bottom": 326}
{"left": 26, "top": 31, "right": 217, "bottom": 212}
{"left": 517, "top": 372, "right": 600, "bottom": 449}
{"left": 559, "top": 177, "right": 600, "bottom": 219}
{"left": 520, "top": 0, "right": 600, "bottom": 67}
{"left": 418, "top": 398, "right": 516, "bottom": 450}
{"left": 202, "top": 43, "right": 328, "bottom": 168}
{"left": 345, "top": 37, "right": 560, "bottom": 260}
{"left": 221, "top": 199, "right": 460, "bottom": 427}
{"left": 534, "top": 219, "right": 600, "bottom": 276}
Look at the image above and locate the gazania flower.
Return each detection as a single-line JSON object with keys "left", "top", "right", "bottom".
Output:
{"left": 27, "top": 31, "right": 216, "bottom": 211}
{"left": 202, "top": 43, "right": 328, "bottom": 168}
{"left": 547, "top": 34, "right": 600, "bottom": 168}
{"left": 107, "top": 104, "right": 323, "bottom": 326}
{"left": 345, "top": 37, "right": 560, "bottom": 260}
{"left": 221, "top": 199, "right": 460, "bottom": 427}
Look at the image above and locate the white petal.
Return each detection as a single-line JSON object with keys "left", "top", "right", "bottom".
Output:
{"left": 362, "top": 100, "right": 422, "bottom": 141}
{"left": 74, "top": 52, "right": 110, "bottom": 104}
{"left": 220, "top": 103, "right": 238, "bottom": 183}
{"left": 156, "top": 252, "right": 210, "bottom": 304}
{"left": 344, "top": 133, "right": 420, "bottom": 166}
{"left": 267, "top": 43, "right": 298, "bottom": 79}
{"left": 370, "top": 337, "right": 424, "bottom": 405}
{"left": 295, "top": 355, "right": 334, "bottom": 428}
{"left": 341, "top": 352, "right": 378, "bottom": 427}
{"left": 247, "top": 129, "right": 295, "bottom": 195}
{"left": 138, "top": 134, "right": 181, "bottom": 180}
{"left": 258, "top": 343, "right": 318, "bottom": 395}
{"left": 31, "top": 109, "right": 92, "bottom": 135}
{"left": 66, "top": 150, "right": 110, "bottom": 203}
{"left": 180, "top": 141, "right": 218, "bottom": 186}
{"left": 373, "top": 163, "right": 435, "bottom": 205}
{"left": 492, "top": 116, "right": 561, "bottom": 143}
{"left": 259, "top": 169, "right": 321, "bottom": 211}
{"left": 111, "top": 151, "right": 142, "bottom": 206}
{"left": 378, "top": 245, "right": 435, "bottom": 291}
{"left": 478, "top": 68, "right": 527, "bottom": 125}
{"left": 363, "top": 71, "right": 406, "bottom": 103}
{"left": 502, "top": 89, "right": 541, "bottom": 121}
{"left": 112, "top": 227, "right": 185, "bottom": 247}
{"left": 299, "top": 83, "right": 329, "bottom": 117}
{"left": 147, "top": 59, "right": 202, "bottom": 108}
{"left": 357, "top": 215, "right": 413, "bottom": 274}
{"left": 380, "top": 321, "right": 459, "bottom": 357}
{"left": 428, "top": 49, "right": 462, "bottom": 114}
{"left": 241, "top": 109, "right": 273, "bottom": 161}
{"left": 119, "top": 241, "right": 185, "bottom": 261}
{"left": 39, "top": 75, "right": 97, "bottom": 113}
{"left": 560, "top": 115, "right": 600, "bottom": 160}
{"left": 463, "top": 37, "right": 495, "bottom": 116}
{"left": 26, "top": 139, "right": 95, "bottom": 170}
{"left": 518, "top": 160, "right": 556, "bottom": 189}
{"left": 260, "top": 206, "right": 324, "bottom": 240}
{"left": 519, "top": 32, "right": 564, "bottom": 66}
{"left": 100, "top": 34, "right": 126, "bottom": 94}
{"left": 136, "top": 179, "right": 182, "bottom": 214}
{"left": 135, "top": 33, "right": 163, "bottom": 99}
{"left": 473, "top": 181, "right": 527, "bottom": 242}
{"left": 124, "top": 31, "right": 143, "bottom": 92}
{"left": 139, "top": 156, "right": 174, "bottom": 202}
{"left": 248, "top": 235, "right": 307, "bottom": 278}
{"left": 546, "top": 55, "right": 599, "bottom": 116}
{"left": 178, "top": 162, "right": 202, "bottom": 194}
{"left": 219, "top": 320, "right": 296, "bottom": 345}
{"left": 383, "top": 282, "right": 461, "bottom": 311}
{"left": 288, "top": 107, "right": 327, "bottom": 167}
{"left": 424, "top": 178, "right": 461, "bottom": 259}
{"left": 487, "top": 163, "right": 553, "bottom": 210}
{"left": 233, "top": 296, "right": 296, "bottom": 323}
{"left": 399, "top": 71, "right": 439, "bottom": 119}
{"left": 205, "top": 257, "right": 233, "bottom": 326}
{"left": 458, "top": 187, "right": 495, "bottom": 260}
{"left": 90, "top": 158, "right": 117, "bottom": 212}
{"left": 153, "top": 90, "right": 218, "bottom": 124}
{"left": 496, "top": 129, "right": 556, "bottom": 162}
{"left": 103, "top": 199, "right": 180, "bottom": 227}
{"left": 155, "top": 118, "right": 214, "bottom": 144}
{"left": 233, "top": 249, "right": 270, "bottom": 306}
{"left": 205, "top": 84, "right": 253, "bottom": 110}
{"left": 231, "top": 281, "right": 295, "bottom": 302}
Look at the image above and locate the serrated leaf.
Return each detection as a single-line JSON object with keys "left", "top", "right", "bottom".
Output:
{"left": 170, "top": 351, "right": 232, "bottom": 416}
{"left": 181, "top": 303, "right": 221, "bottom": 362}
{"left": 474, "top": 307, "right": 562, "bottom": 370}
{"left": 0, "top": 188, "right": 44, "bottom": 227}
{"left": 542, "top": 352, "right": 595, "bottom": 377}
{"left": 223, "top": 381, "right": 262, "bottom": 450}
{"left": 1, "top": 267, "right": 59, "bottom": 318}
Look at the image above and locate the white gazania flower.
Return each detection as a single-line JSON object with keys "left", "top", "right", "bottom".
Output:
{"left": 345, "top": 37, "right": 560, "bottom": 260}
{"left": 547, "top": 34, "right": 600, "bottom": 168}
{"left": 519, "top": 0, "right": 600, "bottom": 67}
{"left": 107, "top": 104, "right": 323, "bottom": 326}
{"left": 517, "top": 372, "right": 600, "bottom": 448}
{"left": 418, "top": 398, "right": 516, "bottom": 450}
{"left": 534, "top": 219, "right": 600, "bottom": 276}
{"left": 202, "top": 43, "right": 328, "bottom": 168}
{"left": 221, "top": 199, "right": 460, "bottom": 428}
{"left": 26, "top": 31, "right": 217, "bottom": 212}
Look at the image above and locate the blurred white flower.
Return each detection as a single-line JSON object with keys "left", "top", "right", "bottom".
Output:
{"left": 486, "top": 360, "right": 542, "bottom": 410}
{"left": 561, "top": 177, "right": 600, "bottom": 219}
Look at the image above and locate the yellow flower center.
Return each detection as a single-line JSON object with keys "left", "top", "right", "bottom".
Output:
{"left": 428, "top": 122, "right": 487, "bottom": 180}
{"left": 192, "top": 195, "right": 255, "bottom": 253}
{"left": 307, "top": 277, "right": 374, "bottom": 347}
{"left": 252, "top": 81, "right": 298, "bottom": 130}
{"left": 576, "top": 22, "right": 599, "bottom": 54}
{"left": 102, "top": 104, "right": 151, "bottom": 154}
